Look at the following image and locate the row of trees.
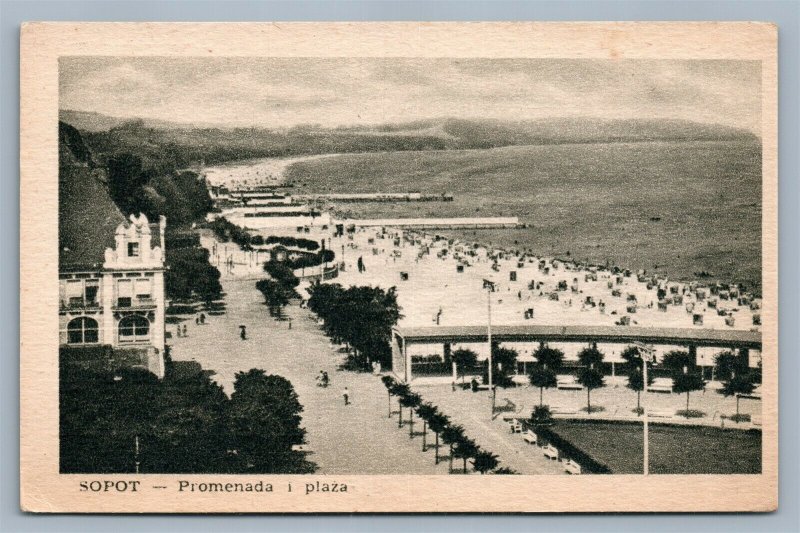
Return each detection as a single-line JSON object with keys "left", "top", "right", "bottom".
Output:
{"left": 261, "top": 236, "right": 321, "bottom": 251}
{"left": 208, "top": 216, "right": 253, "bottom": 250}
{"left": 257, "top": 262, "right": 300, "bottom": 318}
{"left": 61, "top": 362, "right": 311, "bottom": 474}
{"left": 452, "top": 343, "right": 757, "bottom": 419}
{"left": 306, "top": 283, "right": 401, "bottom": 371}
{"left": 380, "top": 376, "right": 512, "bottom": 474}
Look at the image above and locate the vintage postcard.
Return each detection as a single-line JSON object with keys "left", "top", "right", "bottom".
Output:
{"left": 20, "top": 22, "right": 777, "bottom": 513}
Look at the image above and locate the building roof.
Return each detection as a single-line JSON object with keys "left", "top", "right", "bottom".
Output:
{"left": 59, "top": 165, "right": 126, "bottom": 270}
{"left": 393, "top": 325, "right": 762, "bottom": 349}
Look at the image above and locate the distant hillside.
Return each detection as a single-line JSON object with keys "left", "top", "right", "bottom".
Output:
{"left": 60, "top": 110, "right": 760, "bottom": 174}
{"left": 341, "top": 117, "right": 759, "bottom": 146}
{"left": 59, "top": 110, "right": 216, "bottom": 132}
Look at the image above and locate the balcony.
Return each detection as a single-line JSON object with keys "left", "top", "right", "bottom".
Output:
{"left": 113, "top": 296, "right": 157, "bottom": 310}
{"left": 60, "top": 297, "right": 101, "bottom": 311}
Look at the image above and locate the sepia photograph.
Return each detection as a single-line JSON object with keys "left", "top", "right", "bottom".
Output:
{"left": 20, "top": 22, "right": 778, "bottom": 513}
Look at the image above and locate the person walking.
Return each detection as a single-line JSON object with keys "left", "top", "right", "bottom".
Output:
{"left": 182, "top": 324, "right": 187, "bottom": 337}
{"left": 342, "top": 386, "right": 350, "bottom": 406}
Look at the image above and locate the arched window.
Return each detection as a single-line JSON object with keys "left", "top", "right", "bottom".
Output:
{"left": 118, "top": 315, "right": 150, "bottom": 343}
{"left": 67, "top": 317, "right": 99, "bottom": 344}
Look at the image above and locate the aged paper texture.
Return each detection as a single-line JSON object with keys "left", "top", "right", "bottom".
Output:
{"left": 20, "top": 22, "right": 777, "bottom": 513}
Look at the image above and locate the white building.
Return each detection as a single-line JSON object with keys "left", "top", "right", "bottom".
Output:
{"left": 59, "top": 213, "right": 167, "bottom": 378}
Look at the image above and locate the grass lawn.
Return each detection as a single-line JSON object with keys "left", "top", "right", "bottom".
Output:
{"left": 547, "top": 420, "right": 761, "bottom": 474}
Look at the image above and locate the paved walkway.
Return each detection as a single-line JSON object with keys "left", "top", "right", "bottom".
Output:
{"left": 414, "top": 384, "right": 566, "bottom": 475}
{"left": 168, "top": 276, "right": 451, "bottom": 475}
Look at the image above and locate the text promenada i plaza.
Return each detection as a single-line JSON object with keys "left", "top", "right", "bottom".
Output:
{"left": 177, "top": 480, "right": 349, "bottom": 494}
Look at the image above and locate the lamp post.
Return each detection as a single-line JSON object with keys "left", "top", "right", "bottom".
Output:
{"left": 483, "top": 279, "right": 495, "bottom": 417}
{"left": 634, "top": 342, "right": 654, "bottom": 476}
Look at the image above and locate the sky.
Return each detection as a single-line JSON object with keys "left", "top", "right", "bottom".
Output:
{"left": 60, "top": 57, "right": 762, "bottom": 134}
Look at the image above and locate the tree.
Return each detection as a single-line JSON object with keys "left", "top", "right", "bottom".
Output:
{"left": 713, "top": 350, "right": 747, "bottom": 381}
{"left": 487, "top": 345, "right": 519, "bottom": 388}
{"left": 400, "top": 392, "right": 422, "bottom": 438}
{"left": 381, "top": 375, "right": 396, "bottom": 418}
{"left": 452, "top": 348, "right": 478, "bottom": 384}
{"left": 672, "top": 372, "right": 706, "bottom": 417}
{"left": 390, "top": 382, "right": 410, "bottom": 428}
{"left": 626, "top": 367, "right": 654, "bottom": 415}
{"left": 719, "top": 374, "right": 756, "bottom": 420}
{"left": 532, "top": 343, "right": 565, "bottom": 371}
{"left": 715, "top": 351, "right": 755, "bottom": 421}
{"left": 255, "top": 279, "right": 292, "bottom": 317}
{"left": 577, "top": 345, "right": 606, "bottom": 413}
{"left": 415, "top": 403, "right": 438, "bottom": 451}
{"left": 305, "top": 283, "right": 402, "bottom": 371}
{"left": 452, "top": 437, "right": 479, "bottom": 474}
{"left": 529, "top": 405, "right": 553, "bottom": 426}
{"left": 528, "top": 365, "right": 557, "bottom": 407}
{"left": 661, "top": 350, "right": 696, "bottom": 374}
{"left": 472, "top": 450, "right": 500, "bottom": 474}
{"left": 440, "top": 424, "right": 466, "bottom": 474}
{"left": 622, "top": 345, "right": 654, "bottom": 415}
{"left": 228, "top": 370, "right": 306, "bottom": 472}
{"left": 427, "top": 412, "right": 450, "bottom": 464}
{"left": 663, "top": 350, "right": 705, "bottom": 417}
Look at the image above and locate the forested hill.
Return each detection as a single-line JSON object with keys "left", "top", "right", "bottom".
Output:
{"left": 60, "top": 110, "right": 759, "bottom": 170}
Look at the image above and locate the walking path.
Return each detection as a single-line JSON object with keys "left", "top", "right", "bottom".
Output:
{"left": 168, "top": 276, "right": 452, "bottom": 474}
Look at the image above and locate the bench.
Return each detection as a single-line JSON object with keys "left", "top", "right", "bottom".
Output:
{"left": 543, "top": 444, "right": 559, "bottom": 460}
{"left": 647, "top": 378, "right": 674, "bottom": 393}
{"left": 557, "top": 376, "right": 583, "bottom": 390}
{"left": 522, "top": 430, "right": 537, "bottom": 445}
{"left": 291, "top": 444, "right": 310, "bottom": 453}
{"left": 749, "top": 415, "right": 762, "bottom": 429}
{"left": 739, "top": 386, "right": 762, "bottom": 400}
{"left": 647, "top": 409, "right": 674, "bottom": 419}
{"left": 551, "top": 406, "right": 580, "bottom": 416}
{"left": 564, "top": 459, "right": 582, "bottom": 475}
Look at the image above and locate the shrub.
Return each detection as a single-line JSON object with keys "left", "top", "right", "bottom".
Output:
{"left": 530, "top": 405, "right": 553, "bottom": 426}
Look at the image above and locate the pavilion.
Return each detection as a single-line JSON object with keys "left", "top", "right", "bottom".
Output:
{"left": 390, "top": 325, "right": 762, "bottom": 383}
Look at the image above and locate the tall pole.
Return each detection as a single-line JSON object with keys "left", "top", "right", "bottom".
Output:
{"left": 487, "top": 288, "right": 492, "bottom": 389}
{"left": 643, "top": 356, "right": 649, "bottom": 476}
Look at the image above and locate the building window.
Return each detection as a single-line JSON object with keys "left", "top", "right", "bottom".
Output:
{"left": 67, "top": 317, "right": 99, "bottom": 344}
{"left": 85, "top": 280, "right": 99, "bottom": 305}
{"left": 134, "top": 278, "right": 152, "bottom": 304}
{"left": 117, "top": 279, "right": 132, "bottom": 307}
{"left": 127, "top": 242, "right": 140, "bottom": 257}
{"left": 118, "top": 315, "right": 150, "bottom": 343}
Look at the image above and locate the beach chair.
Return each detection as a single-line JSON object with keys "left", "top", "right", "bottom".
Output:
{"left": 564, "top": 459, "right": 582, "bottom": 475}
{"left": 522, "top": 430, "right": 537, "bottom": 445}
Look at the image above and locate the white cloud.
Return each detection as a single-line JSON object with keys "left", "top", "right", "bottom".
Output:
{"left": 59, "top": 57, "right": 761, "bottom": 133}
